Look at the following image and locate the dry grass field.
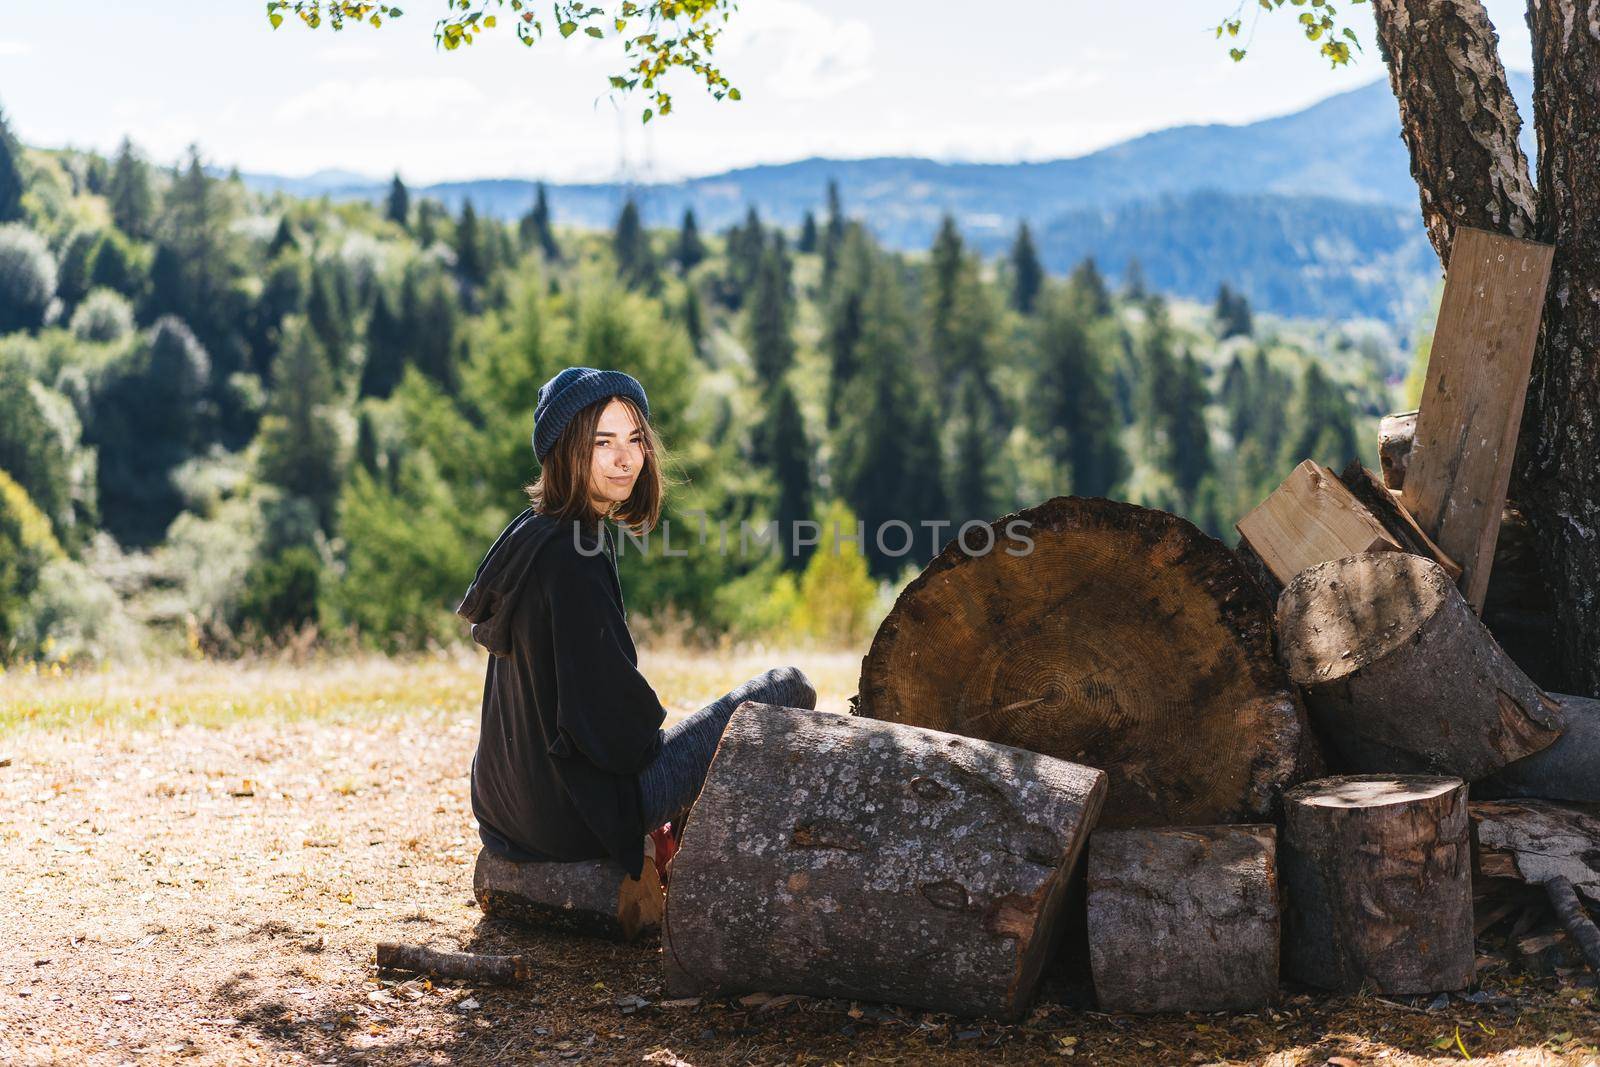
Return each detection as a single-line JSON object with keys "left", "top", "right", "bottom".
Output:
{"left": 2, "top": 645, "right": 1596, "bottom": 1066}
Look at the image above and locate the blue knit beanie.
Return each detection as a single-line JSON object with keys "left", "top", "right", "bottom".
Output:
{"left": 532, "top": 366, "right": 651, "bottom": 461}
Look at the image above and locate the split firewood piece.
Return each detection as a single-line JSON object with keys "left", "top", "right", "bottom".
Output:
{"left": 1338, "top": 461, "right": 1461, "bottom": 581}
{"left": 1086, "top": 825, "right": 1278, "bottom": 1013}
{"left": 1282, "top": 775, "right": 1474, "bottom": 994}
{"left": 662, "top": 702, "right": 1106, "bottom": 1022}
{"left": 375, "top": 942, "right": 534, "bottom": 984}
{"left": 1401, "top": 226, "right": 1555, "bottom": 612}
{"left": 1277, "top": 552, "right": 1564, "bottom": 780}
{"left": 857, "top": 496, "right": 1309, "bottom": 830}
{"left": 1478, "top": 694, "right": 1600, "bottom": 802}
{"left": 1378, "top": 410, "right": 1416, "bottom": 491}
{"left": 1236, "top": 460, "right": 1401, "bottom": 589}
{"left": 1470, "top": 800, "right": 1600, "bottom": 907}
{"left": 472, "top": 848, "right": 663, "bottom": 942}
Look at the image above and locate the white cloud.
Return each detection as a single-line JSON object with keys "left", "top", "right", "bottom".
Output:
{"left": 0, "top": 40, "right": 30, "bottom": 56}
{"left": 994, "top": 67, "right": 1106, "bottom": 101}
{"left": 272, "top": 76, "right": 485, "bottom": 124}
{"left": 721, "top": 0, "right": 875, "bottom": 101}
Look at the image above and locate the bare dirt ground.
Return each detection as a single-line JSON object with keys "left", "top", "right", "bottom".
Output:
{"left": 2, "top": 648, "right": 1597, "bottom": 1066}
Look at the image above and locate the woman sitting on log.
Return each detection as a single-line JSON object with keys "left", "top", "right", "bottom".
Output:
{"left": 457, "top": 365, "right": 817, "bottom": 882}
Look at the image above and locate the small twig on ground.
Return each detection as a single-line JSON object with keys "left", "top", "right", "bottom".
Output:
{"left": 1543, "top": 876, "right": 1600, "bottom": 974}
{"left": 375, "top": 941, "right": 534, "bottom": 984}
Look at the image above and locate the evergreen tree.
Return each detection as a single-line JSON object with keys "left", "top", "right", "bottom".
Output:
{"left": 761, "top": 380, "right": 813, "bottom": 571}
{"left": 1009, "top": 221, "right": 1044, "bottom": 314}
{"left": 1220, "top": 352, "right": 1252, "bottom": 444}
{"left": 821, "top": 179, "right": 845, "bottom": 294}
{"left": 305, "top": 259, "right": 351, "bottom": 377}
{"left": 88, "top": 230, "right": 141, "bottom": 302}
{"left": 1121, "top": 256, "right": 1148, "bottom": 301}
{"left": 0, "top": 103, "right": 24, "bottom": 224}
{"left": 1168, "top": 352, "right": 1214, "bottom": 505}
{"left": 267, "top": 215, "right": 298, "bottom": 258}
{"left": 1214, "top": 282, "right": 1254, "bottom": 339}
{"left": 675, "top": 207, "right": 705, "bottom": 272}
{"left": 1066, "top": 256, "right": 1113, "bottom": 318}
{"left": 414, "top": 198, "right": 444, "bottom": 247}
{"left": 724, "top": 205, "right": 765, "bottom": 306}
{"left": 833, "top": 257, "right": 949, "bottom": 579}
{"left": 797, "top": 210, "right": 818, "bottom": 255}
{"left": 1282, "top": 362, "right": 1359, "bottom": 470}
{"left": 88, "top": 317, "right": 213, "bottom": 546}
{"left": 257, "top": 317, "right": 345, "bottom": 532}
{"left": 746, "top": 234, "right": 795, "bottom": 385}
{"left": 681, "top": 285, "right": 705, "bottom": 357}
{"left": 359, "top": 285, "right": 406, "bottom": 398}
{"left": 1034, "top": 285, "right": 1127, "bottom": 497}
{"left": 519, "top": 182, "right": 560, "bottom": 262}
{"left": 612, "top": 197, "right": 659, "bottom": 293}
{"left": 55, "top": 228, "right": 98, "bottom": 314}
{"left": 455, "top": 198, "right": 488, "bottom": 288}
{"left": 107, "top": 137, "right": 154, "bottom": 239}
{"left": 823, "top": 223, "right": 872, "bottom": 430}
{"left": 399, "top": 262, "right": 461, "bottom": 389}
{"left": 385, "top": 174, "right": 410, "bottom": 228}
{"left": 949, "top": 367, "right": 1006, "bottom": 527}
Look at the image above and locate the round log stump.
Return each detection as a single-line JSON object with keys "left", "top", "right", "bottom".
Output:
{"left": 1281, "top": 775, "right": 1474, "bottom": 994}
{"left": 1277, "top": 552, "right": 1564, "bottom": 780}
{"left": 662, "top": 702, "right": 1107, "bottom": 1021}
{"left": 1087, "top": 825, "right": 1280, "bottom": 1013}
{"left": 856, "top": 497, "right": 1308, "bottom": 829}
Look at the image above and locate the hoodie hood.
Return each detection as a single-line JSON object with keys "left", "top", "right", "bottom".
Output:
{"left": 456, "top": 508, "right": 566, "bottom": 657}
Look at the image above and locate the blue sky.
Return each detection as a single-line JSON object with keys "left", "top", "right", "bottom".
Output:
{"left": 0, "top": 1, "right": 1534, "bottom": 184}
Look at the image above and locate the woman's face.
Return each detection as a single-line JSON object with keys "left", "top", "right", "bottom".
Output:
{"left": 587, "top": 398, "right": 645, "bottom": 515}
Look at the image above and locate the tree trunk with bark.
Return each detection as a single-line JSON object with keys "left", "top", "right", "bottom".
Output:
{"left": 1086, "top": 825, "right": 1279, "bottom": 1013}
{"left": 1370, "top": 0, "right": 1600, "bottom": 696}
{"left": 662, "top": 702, "right": 1106, "bottom": 1021}
{"left": 1282, "top": 775, "right": 1475, "bottom": 994}
{"left": 856, "top": 496, "right": 1311, "bottom": 829}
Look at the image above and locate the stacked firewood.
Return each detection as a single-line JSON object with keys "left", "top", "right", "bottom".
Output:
{"left": 421, "top": 225, "right": 1598, "bottom": 1020}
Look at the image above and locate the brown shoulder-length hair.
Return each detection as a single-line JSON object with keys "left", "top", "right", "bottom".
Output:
{"left": 525, "top": 394, "right": 669, "bottom": 536}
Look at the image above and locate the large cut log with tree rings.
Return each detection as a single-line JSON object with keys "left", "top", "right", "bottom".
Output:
{"left": 472, "top": 849, "right": 663, "bottom": 941}
{"left": 662, "top": 702, "right": 1106, "bottom": 1021}
{"left": 1087, "top": 825, "right": 1279, "bottom": 1013}
{"left": 1277, "top": 552, "right": 1564, "bottom": 781}
{"left": 1282, "top": 775, "right": 1474, "bottom": 994}
{"left": 856, "top": 496, "right": 1308, "bottom": 829}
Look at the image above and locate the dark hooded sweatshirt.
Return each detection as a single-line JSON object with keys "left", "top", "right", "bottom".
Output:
{"left": 457, "top": 507, "right": 666, "bottom": 879}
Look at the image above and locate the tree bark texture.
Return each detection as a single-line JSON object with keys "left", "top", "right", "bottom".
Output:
{"left": 1277, "top": 552, "right": 1563, "bottom": 780}
{"left": 662, "top": 703, "right": 1106, "bottom": 1021}
{"left": 1513, "top": 0, "right": 1600, "bottom": 697}
{"left": 1282, "top": 775, "right": 1475, "bottom": 994}
{"left": 1369, "top": 0, "right": 1537, "bottom": 262}
{"left": 472, "top": 848, "right": 663, "bottom": 941}
{"left": 1086, "top": 825, "right": 1279, "bottom": 1013}
{"left": 375, "top": 942, "right": 534, "bottom": 984}
{"left": 857, "top": 496, "right": 1309, "bottom": 829}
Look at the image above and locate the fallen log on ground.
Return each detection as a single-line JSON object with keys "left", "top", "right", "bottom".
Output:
{"left": 1086, "top": 825, "right": 1278, "bottom": 1013}
{"left": 375, "top": 942, "right": 533, "bottom": 984}
{"left": 856, "top": 496, "right": 1310, "bottom": 829}
{"left": 1378, "top": 410, "right": 1416, "bottom": 491}
{"left": 1470, "top": 800, "right": 1600, "bottom": 907}
{"left": 1477, "top": 693, "right": 1600, "bottom": 802}
{"left": 1277, "top": 552, "right": 1564, "bottom": 780}
{"left": 472, "top": 848, "right": 663, "bottom": 941}
{"left": 1281, "top": 775, "right": 1474, "bottom": 994}
{"left": 662, "top": 702, "right": 1106, "bottom": 1021}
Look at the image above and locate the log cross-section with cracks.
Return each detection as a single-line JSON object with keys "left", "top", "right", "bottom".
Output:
{"left": 856, "top": 496, "right": 1309, "bottom": 829}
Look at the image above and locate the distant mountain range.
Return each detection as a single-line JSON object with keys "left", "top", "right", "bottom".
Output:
{"left": 240, "top": 73, "right": 1536, "bottom": 328}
